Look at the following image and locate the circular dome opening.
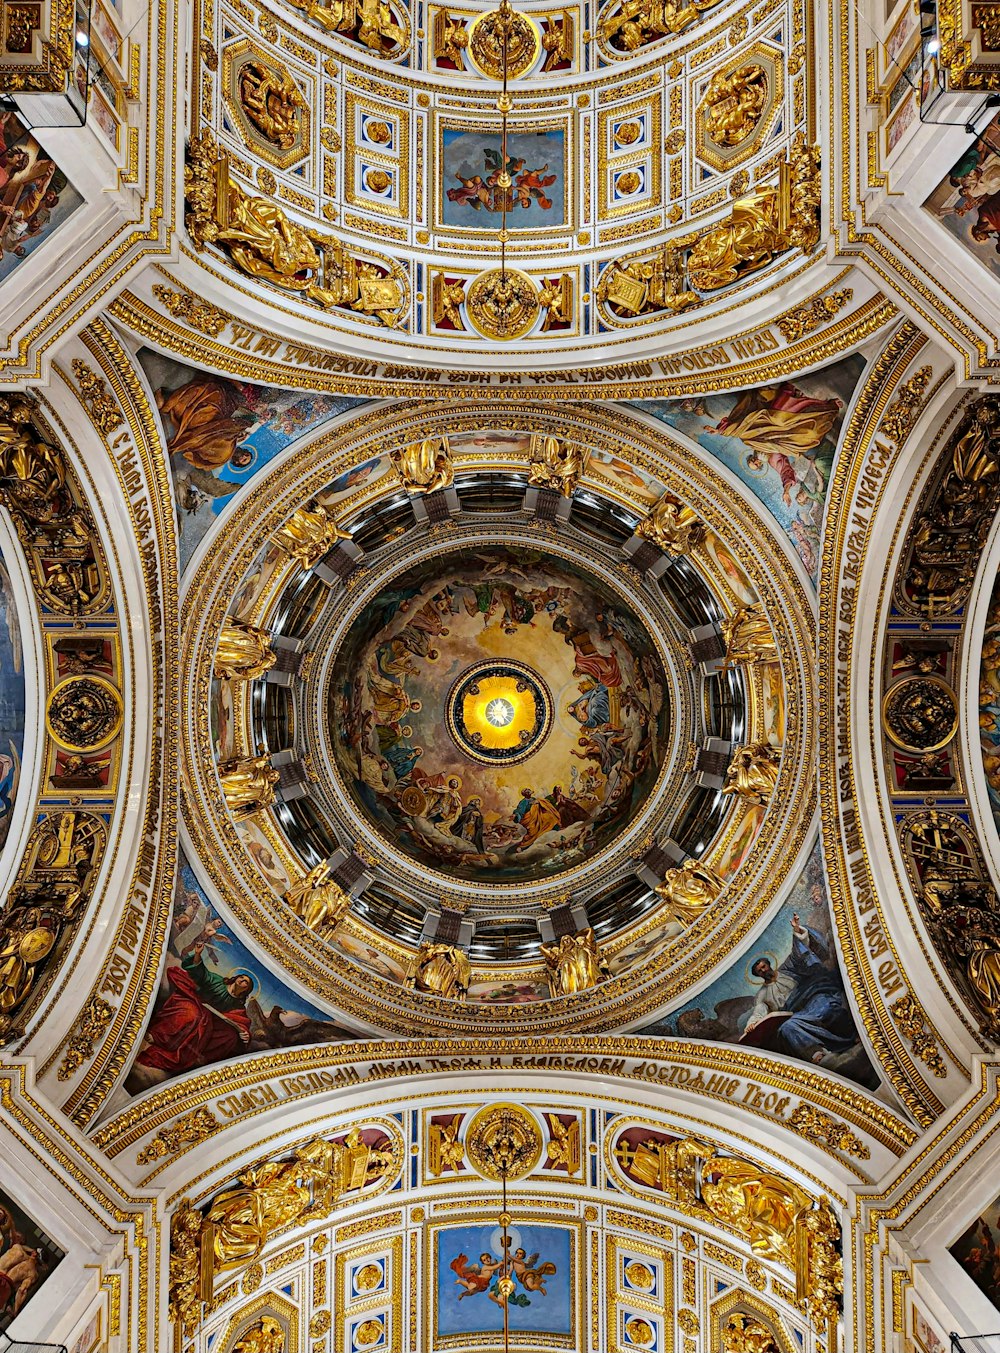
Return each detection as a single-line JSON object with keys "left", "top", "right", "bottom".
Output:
{"left": 327, "top": 542, "right": 671, "bottom": 885}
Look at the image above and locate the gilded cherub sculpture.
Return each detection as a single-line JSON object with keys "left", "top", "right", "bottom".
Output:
{"left": 702, "top": 63, "right": 768, "bottom": 148}
{"left": 238, "top": 59, "right": 305, "bottom": 149}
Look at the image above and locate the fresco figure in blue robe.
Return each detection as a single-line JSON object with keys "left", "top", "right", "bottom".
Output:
{"left": 742, "top": 913, "right": 858, "bottom": 1061}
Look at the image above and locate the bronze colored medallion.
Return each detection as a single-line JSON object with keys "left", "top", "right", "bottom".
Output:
{"left": 46, "top": 675, "right": 124, "bottom": 751}
{"left": 465, "top": 1103, "right": 543, "bottom": 1180}
{"left": 883, "top": 674, "right": 959, "bottom": 752}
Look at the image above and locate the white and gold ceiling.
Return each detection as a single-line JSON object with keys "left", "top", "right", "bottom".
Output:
{"left": 6, "top": 0, "right": 1000, "bottom": 1347}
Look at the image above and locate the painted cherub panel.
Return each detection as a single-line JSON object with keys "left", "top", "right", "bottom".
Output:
{"left": 442, "top": 127, "right": 567, "bottom": 228}
{"left": 436, "top": 1223, "right": 573, "bottom": 1338}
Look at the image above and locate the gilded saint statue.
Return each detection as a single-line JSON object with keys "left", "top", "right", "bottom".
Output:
{"left": 654, "top": 858, "right": 724, "bottom": 925}
{"left": 685, "top": 186, "right": 788, "bottom": 292}
{"left": 234, "top": 1317, "right": 285, "bottom": 1353}
{"left": 200, "top": 1134, "right": 394, "bottom": 1292}
{"left": 238, "top": 59, "right": 305, "bottom": 149}
{"left": 391, "top": 435, "right": 454, "bottom": 495}
{"left": 204, "top": 1159, "right": 312, "bottom": 1276}
{"left": 721, "top": 603, "right": 778, "bottom": 668}
{"left": 636, "top": 492, "right": 707, "bottom": 556}
{"left": 184, "top": 134, "right": 406, "bottom": 326}
{"left": 702, "top": 63, "right": 768, "bottom": 148}
{"left": 541, "top": 928, "right": 609, "bottom": 996}
{"left": 405, "top": 941, "right": 471, "bottom": 1000}
{"left": 214, "top": 617, "right": 277, "bottom": 681}
{"left": 698, "top": 1152, "right": 813, "bottom": 1268}
{"left": 273, "top": 502, "right": 350, "bottom": 568}
{"left": 722, "top": 742, "right": 781, "bottom": 806}
{"left": 284, "top": 863, "right": 351, "bottom": 936}
{"left": 218, "top": 754, "right": 281, "bottom": 819}
{"left": 598, "top": 0, "right": 711, "bottom": 50}
{"left": 679, "top": 136, "right": 820, "bottom": 293}
{"left": 527, "top": 434, "right": 589, "bottom": 497}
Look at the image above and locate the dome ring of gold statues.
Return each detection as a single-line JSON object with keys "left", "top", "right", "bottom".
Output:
{"left": 179, "top": 404, "right": 816, "bottom": 1032}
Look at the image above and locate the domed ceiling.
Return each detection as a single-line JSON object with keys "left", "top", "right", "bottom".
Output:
{"left": 328, "top": 543, "right": 671, "bottom": 883}
{"left": 173, "top": 395, "right": 818, "bottom": 1039}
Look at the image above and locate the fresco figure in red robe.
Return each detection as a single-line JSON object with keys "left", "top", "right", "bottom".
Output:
{"left": 133, "top": 942, "right": 253, "bottom": 1078}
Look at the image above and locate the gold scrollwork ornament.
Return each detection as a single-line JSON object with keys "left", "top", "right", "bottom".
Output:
{"left": 465, "top": 1102, "right": 543, "bottom": 1180}
{"left": 465, "top": 267, "right": 540, "bottom": 340}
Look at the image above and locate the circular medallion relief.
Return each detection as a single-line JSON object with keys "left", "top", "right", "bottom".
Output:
{"left": 46, "top": 675, "right": 123, "bottom": 751}
{"left": 327, "top": 543, "right": 671, "bottom": 885}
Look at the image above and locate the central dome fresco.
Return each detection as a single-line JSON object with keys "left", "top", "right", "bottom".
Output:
{"left": 328, "top": 544, "right": 670, "bottom": 883}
